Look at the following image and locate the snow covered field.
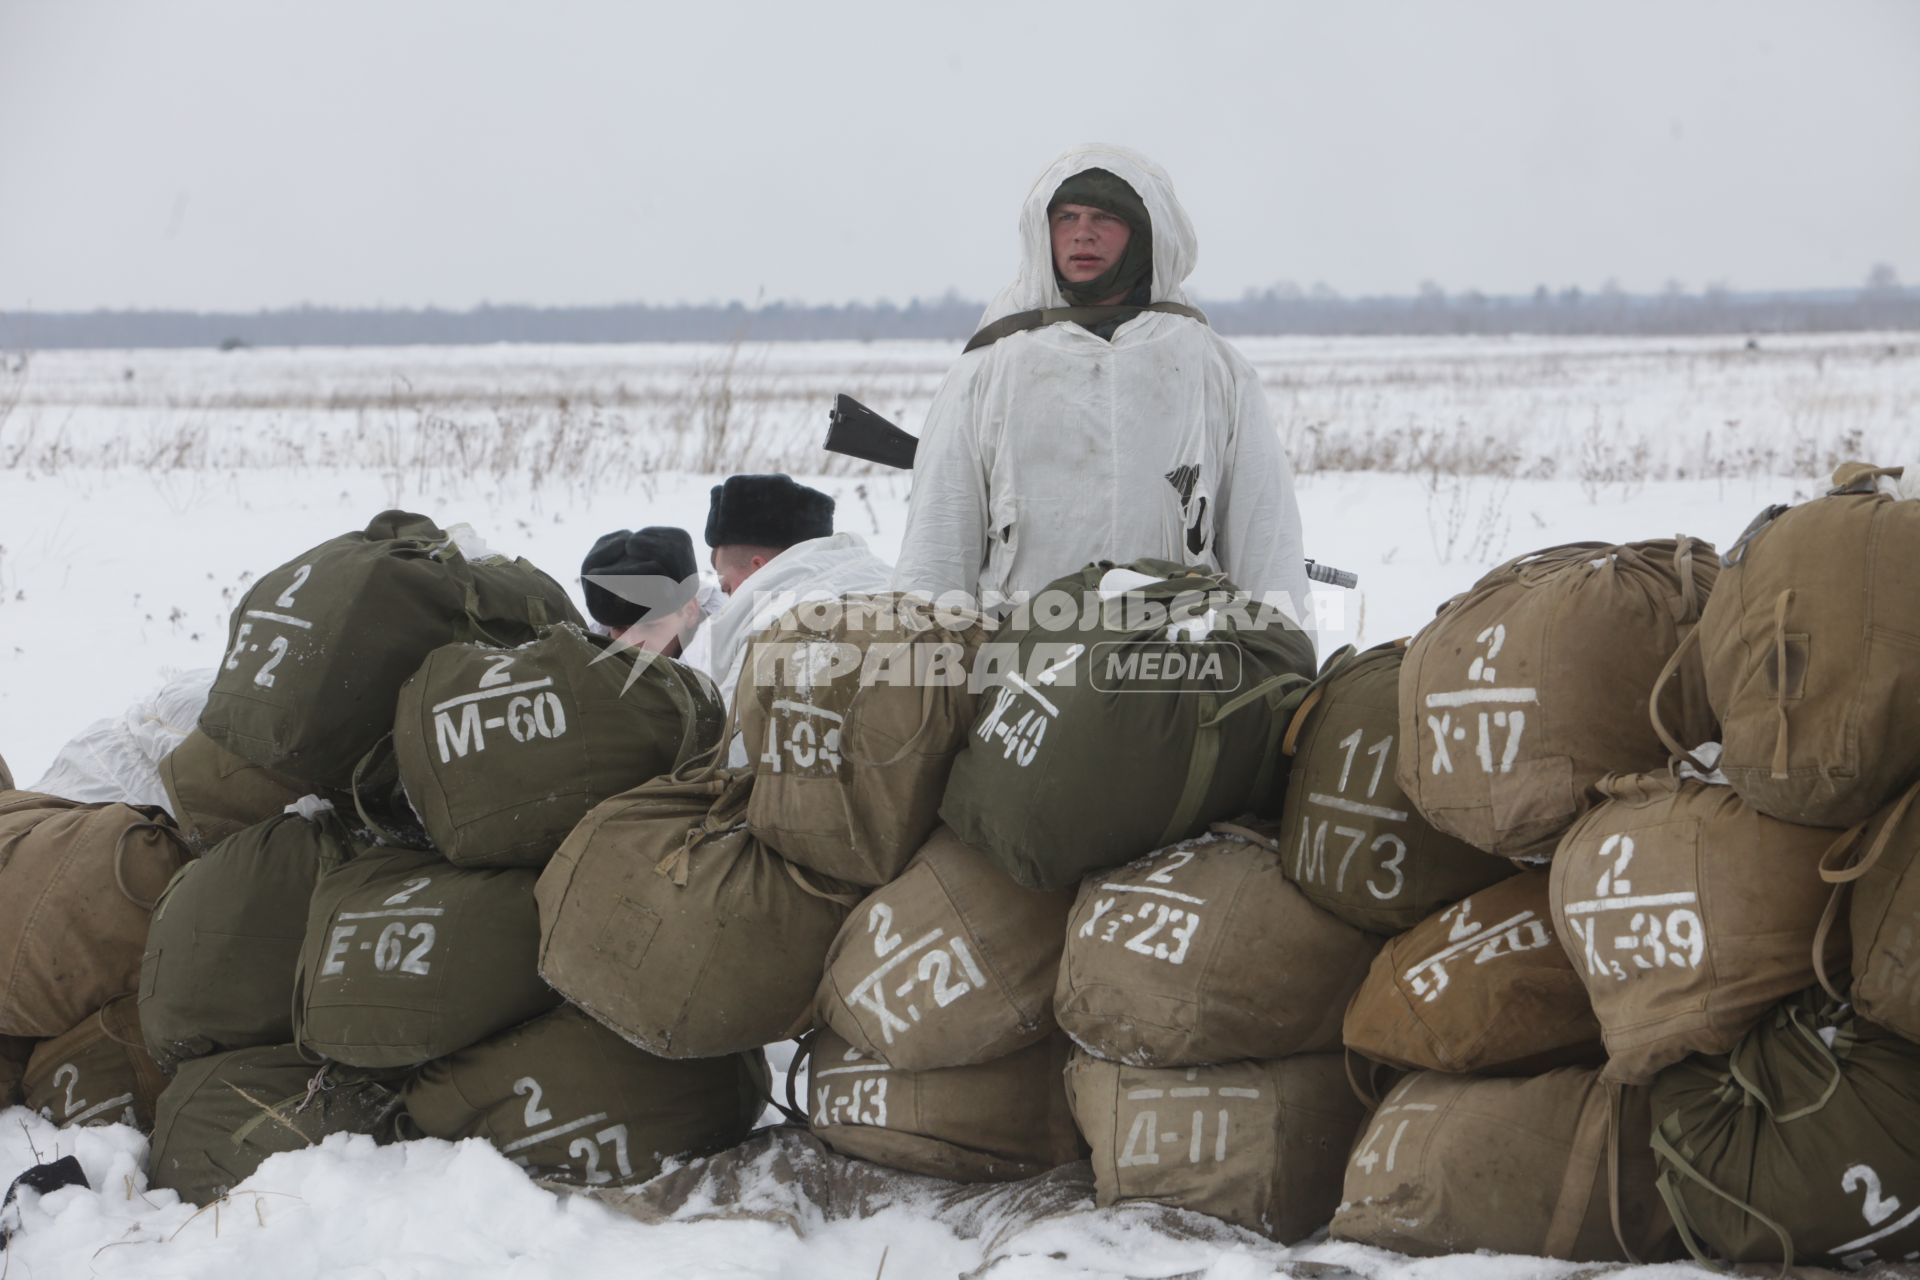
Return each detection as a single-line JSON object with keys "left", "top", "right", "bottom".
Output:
{"left": 2, "top": 332, "right": 1915, "bottom": 1278}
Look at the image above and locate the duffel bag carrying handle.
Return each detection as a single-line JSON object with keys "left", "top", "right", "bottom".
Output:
{"left": 1646, "top": 627, "right": 1716, "bottom": 775}
{"left": 112, "top": 820, "right": 194, "bottom": 911}
{"left": 348, "top": 736, "right": 414, "bottom": 848}
{"left": 1812, "top": 778, "right": 1920, "bottom": 1000}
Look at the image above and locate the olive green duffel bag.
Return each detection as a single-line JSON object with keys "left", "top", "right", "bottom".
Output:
{"left": 1055, "top": 825, "right": 1378, "bottom": 1067}
{"left": 394, "top": 624, "right": 723, "bottom": 869}
{"left": 1650, "top": 990, "right": 1920, "bottom": 1270}
{"left": 1694, "top": 462, "right": 1920, "bottom": 828}
{"left": 806, "top": 1025, "right": 1084, "bottom": 1183}
{"left": 147, "top": 1044, "right": 405, "bottom": 1205}
{"left": 1815, "top": 778, "right": 1920, "bottom": 1042}
{"left": 200, "top": 510, "right": 581, "bottom": 789}
{"left": 158, "top": 728, "right": 318, "bottom": 852}
{"left": 1398, "top": 538, "right": 1719, "bottom": 859}
{"left": 1550, "top": 770, "right": 1840, "bottom": 1084}
{"left": 1330, "top": 1067, "right": 1679, "bottom": 1263}
{"left": 402, "top": 1004, "right": 767, "bottom": 1187}
{"left": 139, "top": 804, "right": 357, "bottom": 1069}
{"left": 0, "top": 790, "right": 192, "bottom": 1037}
{"left": 536, "top": 769, "right": 858, "bottom": 1059}
{"left": 941, "top": 559, "right": 1316, "bottom": 891}
{"left": 741, "top": 592, "right": 990, "bottom": 887}
{"left": 1344, "top": 869, "right": 1602, "bottom": 1076}
{"left": 1279, "top": 641, "right": 1514, "bottom": 934}
{"left": 1065, "top": 1050, "right": 1363, "bottom": 1243}
{"left": 1, "top": 1033, "right": 33, "bottom": 1106}
{"left": 23, "top": 998, "right": 168, "bottom": 1130}
{"left": 295, "top": 844, "right": 559, "bottom": 1068}
{"left": 815, "top": 825, "right": 1073, "bottom": 1071}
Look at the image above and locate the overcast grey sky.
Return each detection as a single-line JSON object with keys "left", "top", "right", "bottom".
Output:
{"left": 1, "top": 0, "right": 1915, "bottom": 311}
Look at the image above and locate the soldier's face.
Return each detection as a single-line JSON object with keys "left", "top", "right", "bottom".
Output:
{"left": 1051, "top": 203, "right": 1132, "bottom": 284}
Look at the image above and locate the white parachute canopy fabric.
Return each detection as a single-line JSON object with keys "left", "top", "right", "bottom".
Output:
{"left": 30, "top": 667, "right": 214, "bottom": 807}
{"left": 978, "top": 143, "right": 1199, "bottom": 326}
{"left": 683, "top": 532, "right": 894, "bottom": 727}
{"left": 892, "top": 144, "right": 1311, "bottom": 629}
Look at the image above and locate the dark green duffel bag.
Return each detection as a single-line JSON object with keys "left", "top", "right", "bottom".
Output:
{"left": 24, "top": 998, "right": 168, "bottom": 1130}
{"left": 147, "top": 1045, "right": 404, "bottom": 1205}
{"left": 295, "top": 844, "right": 559, "bottom": 1068}
{"left": 1650, "top": 990, "right": 1920, "bottom": 1270}
{"left": 158, "top": 728, "right": 319, "bottom": 853}
{"left": 402, "top": 1004, "right": 766, "bottom": 1186}
{"left": 200, "top": 511, "right": 581, "bottom": 789}
{"left": 940, "top": 559, "right": 1316, "bottom": 891}
{"left": 393, "top": 624, "right": 723, "bottom": 868}
{"left": 139, "top": 804, "right": 356, "bottom": 1069}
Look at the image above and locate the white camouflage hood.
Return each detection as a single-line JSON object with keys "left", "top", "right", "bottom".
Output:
{"left": 980, "top": 144, "right": 1199, "bottom": 327}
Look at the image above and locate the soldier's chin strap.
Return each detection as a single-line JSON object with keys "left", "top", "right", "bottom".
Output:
{"left": 962, "top": 302, "right": 1207, "bottom": 354}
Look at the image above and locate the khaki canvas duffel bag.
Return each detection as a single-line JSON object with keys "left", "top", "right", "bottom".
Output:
{"left": 1398, "top": 538, "right": 1718, "bottom": 859}
{"left": 816, "top": 826, "right": 1072, "bottom": 1071}
{"left": 1695, "top": 463, "right": 1920, "bottom": 828}
{"left": 140, "top": 804, "right": 356, "bottom": 1069}
{"left": 1330, "top": 1067, "right": 1679, "bottom": 1263}
{"left": 536, "top": 769, "right": 858, "bottom": 1058}
{"left": 1064, "top": 1050, "right": 1363, "bottom": 1243}
{"left": 1055, "top": 826, "right": 1378, "bottom": 1067}
{"left": 1344, "top": 869, "right": 1602, "bottom": 1076}
{"left": 0, "top": 789, "right": 192, "bottom": 1037}
{"left": 741, "top": 593, "right": 990, "bottom": 887}
{"left": 1550, "top": 770, "right": 1839, "bottom": 1084}
{"left": 394, "top": 624, "right": 723, "bottom": 869}
{"left": 941, "top": 560, "right": 1316, "bottom": 891}
{"left": 22, "top": 998, "right": 168, "bottom": 1130}
{"left": 158, "top": 728, "right": 317, "bottom": 852}
{"left": 200, "top": 510, "right": 581, "bottom": 789}
{"left": 1280, "top": 641, "right": 1514, "bottom": 934}
{"left": 1650, "top": 990, "right": 1920, "bottom": 1270}
{"left": 295, "top": 844, "right": 558, "bottom": 1068}
{"left": 402, "top": 1004, "right": 766, "bottom": 1187}
{"left": 1820, "top": 779, "right": 1920, "bottom": 1040}
{"left": 147, "top": 1045, "right": 405, "bottom": 1206}
{"left": 806, "top": 1026, "right": 1084, "bottom": 1182}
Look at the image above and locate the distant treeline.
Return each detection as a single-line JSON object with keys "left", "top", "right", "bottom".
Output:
{"left": 2, "top": 286, "right": 1915, "bottom": 350}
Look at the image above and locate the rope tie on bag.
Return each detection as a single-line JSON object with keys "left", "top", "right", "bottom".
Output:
{"left": 112, "top": 821, "right": 192, "bottom": 911}
{"left": 1810, "top": 779, "right": 1920, "bottom": 1000}
{"left": 1769, "top": 589, "right": 1797, "bottom": 780}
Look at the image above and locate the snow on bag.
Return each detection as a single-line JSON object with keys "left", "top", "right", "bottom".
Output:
{"left": 1054, "top": 826, "right": 1377, "bottom": 1067}
{"left": 741, "top": 592, "right": 990, "bottom": 887}
{"left": 1063, "top": 1049, "right": 1363, "bottom": 1243}
{"left": 1329, "top": 1067, "right": 1680, "bottom": 1263}
{"left": 1696, "top": 462, "right": 1920, "bottom": 827}
{"left": 1649, "top": 989, "right": 1920, "bottom": 1270}
{"left": 147, "top": 1044, "right": 405, "bottom": 1206}
{"left": 806, "top": 1024, "right": 1085, "bottom": 1182}
{"left": 1397, "top": 537, "right": 1718, "bottom": 859}
{"left": 536, "top": 768, "right": 858, "bottom": 1058}
{"left": 940, "top": 559, "right": 1316, "bottom": 891}
{"left": 401, "top": 1003, "right": 767, "bottom": 1187}
{"left": 157, "top": 726, "right": 317, "bottom": 852}
{"left": 1278, "top": 640, "right": 1515, "bottom": 933}
{"left": 815, "top": 825, "right": 1073, "bottom": 1070}
{"left": 294, "top": 843, "right": 559, "bottom": 1068}
{"left": 1822, "top": 777, "right": 1920, "bottom": 1041}
{"left": 139, "top": 805, "right": 356, "bottom": 1069}
{"left": 0, "top": 789, "right": 191, "bottom": 1037}
{"left": 1343, "top": 868, "right": 1603, "bottom": 1076}
{"left": 199, "top": 509, "right": 580, "bottom": 789}
{"left": 1549, "top": 769, "right": 1841, "bottom": 1084}
{"left": 393, "top": 624, "right": 723, "bottom": 869}
{"left": 22, "top": 997, "right": 168, "bottom": 1130}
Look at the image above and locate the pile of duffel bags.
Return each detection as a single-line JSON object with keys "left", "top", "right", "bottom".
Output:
{"left": 8, "top": 461, "right": 1920, "bottom": 1271}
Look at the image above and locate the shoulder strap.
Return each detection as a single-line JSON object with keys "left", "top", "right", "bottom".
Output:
{"left": 962, "top": 301, "right": 1209, "bottom": 354}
